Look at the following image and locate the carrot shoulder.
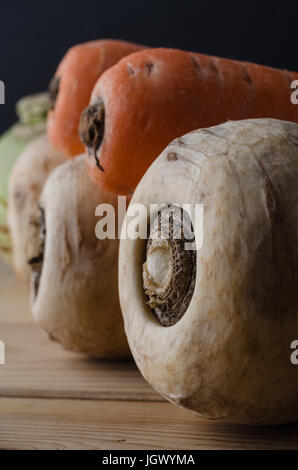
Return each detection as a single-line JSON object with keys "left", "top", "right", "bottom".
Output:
{"left": 47, "top": 39, "right": 143, "bottom": 158}
{"left": 79, "top": 48, "right": 298, "bottom": 195}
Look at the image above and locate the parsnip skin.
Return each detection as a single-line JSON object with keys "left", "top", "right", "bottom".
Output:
{"left": 30, "top": 155, "right": 130, "bottom": 358}
{"left": 119, "top": 118, "right": 298, "bottom": 425}
{"left": 8, "top": 134, "right": 65, "bottom": 284}
{"left": 0, "top": 93, "right": 50, "bottom": 265}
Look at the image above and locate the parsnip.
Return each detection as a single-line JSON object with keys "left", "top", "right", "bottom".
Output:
{"left": 29, "top": 155, "right": 130, "bottom": 358}
{"left": 0, "top": 93, "right": 50, "bottom": 264}
{"left": 8, "top": 134, "right": 65, "bottom": 283}
{"left": 119, "top": 118, "right": 298, "bottom": 425}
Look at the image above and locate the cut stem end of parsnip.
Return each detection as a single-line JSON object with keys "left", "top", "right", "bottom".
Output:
{"left": 27, "top": 206, "right": 45, "bottom": 299}
{"left": 143, "top": 206, "right": 196, "bottom": 327}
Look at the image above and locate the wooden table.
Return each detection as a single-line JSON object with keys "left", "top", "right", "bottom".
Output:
{"left": 1, "top": 260, "right": 298, "bottom": 449}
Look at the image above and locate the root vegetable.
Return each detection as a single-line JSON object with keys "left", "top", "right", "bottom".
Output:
{"left": 80, "top": 48, "right": 298, "bottom": 196}
{"left": 48, "top": 39, "right": 143, "bottom": 158}
{"left": 0, "top": 93, "right": 50, "bottom": 264}
{"left": 29, "top": 155, "right": 129, "bottom": 358}
{"left": 8, "top": 134, "right": 65, "bottom": 283}
{"left": 119, "top": 118, "right": 298, "bottom": 425}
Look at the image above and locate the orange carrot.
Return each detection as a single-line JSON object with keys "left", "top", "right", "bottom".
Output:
{"left": 79, "top": 48, "right": 298, "bottom": 196}
{"left": 47, "top": 39, "right": 143, "bottom": 157}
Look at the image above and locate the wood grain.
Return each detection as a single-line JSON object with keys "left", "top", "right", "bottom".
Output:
{"left": 0, "top": 261, "right": 160, "bottom": 402}
{"left": 0, "top": 323, "right": 161, "bottom": 402}
{"left": 0, "top": 261, "right": 31, "bottom": 323}
{"left": 1, "top": 260, "right": 298, "bottom": 450}
{"left": 1, "top": 397, "right": 298, "bottom": 450}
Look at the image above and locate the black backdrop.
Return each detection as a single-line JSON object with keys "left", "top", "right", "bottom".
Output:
{"left": 0, "top": 0, "right": 297, "bottom": 133}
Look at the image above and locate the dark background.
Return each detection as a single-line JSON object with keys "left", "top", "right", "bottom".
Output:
{"left": 0, "top": 0, "right": 297, "bottom": 133}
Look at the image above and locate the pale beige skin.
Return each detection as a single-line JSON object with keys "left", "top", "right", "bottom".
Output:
{"left": 30, "top": 155, "right": 130, "bottom": 358}
{"left": 8, "top": 134, "right": 65, "bottom": 284}
{"left": 119, "top": 118, "right": 298, "bottom": 425}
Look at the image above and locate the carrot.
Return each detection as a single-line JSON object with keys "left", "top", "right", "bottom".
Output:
{"left": 47, "top": 39, "right": 143, "bottom": 157}
{"left": 79, "top": 48, "right": 298, "bottom": 196}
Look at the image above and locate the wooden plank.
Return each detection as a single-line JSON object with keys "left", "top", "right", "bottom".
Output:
{"left": 0, "top": 323, "right": 161, "bottom": 402}
{"left": 0, "top": 261, "right": 161, "bottom": 401}
{"left": 0, "top": 397, "right": 298, "bottom": 450}
{"left": 0, "top": 261, "right": 31, "bottom": 324}
{"left": 1, "top": 261, "right": 298, "bottom": 450}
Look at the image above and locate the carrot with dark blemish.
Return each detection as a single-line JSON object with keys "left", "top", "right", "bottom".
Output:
{"left": 79, "top": 48, "right": 298, "bottom": 195}
{"left": 47, "top": 39, "right": 143, "bottom": 158}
